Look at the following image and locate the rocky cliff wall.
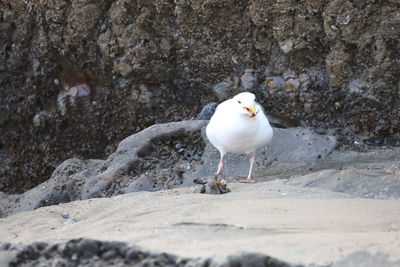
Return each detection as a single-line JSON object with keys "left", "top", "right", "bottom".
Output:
{"left": 1, "top": 0, "right": 399, "bottom": 193}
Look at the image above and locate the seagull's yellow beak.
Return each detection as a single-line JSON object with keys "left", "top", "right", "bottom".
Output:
{"left": 243, "top": 104, "right": 257, "bottom": 121}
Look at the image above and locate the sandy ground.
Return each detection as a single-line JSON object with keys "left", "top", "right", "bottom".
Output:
{"left": 1, "top": 180, "right": 400, "bottom": 266}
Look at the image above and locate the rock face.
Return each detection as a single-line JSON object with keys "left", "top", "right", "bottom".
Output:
{"left": 2, "top": 120, "right": 400, "bottom": 218}
{"left": 193, "top": 127, "right": 337, "bottom": 181}
{"left": 1, "top": 120, "right": 400, "bottom": 266}
{"left": 1, "top": 120, "right": 340, "bottom": 217}
{"left": 0, "top": 121, "right": 207, "bottom": 217}
{"left": 1, "top": 1, "right": 399, "bottom": 194}
{"left": 0, "top": 239, "right": 294, "bottom": 267}
{"left": 287, "top": 167, "right": 400, "bottom": 199}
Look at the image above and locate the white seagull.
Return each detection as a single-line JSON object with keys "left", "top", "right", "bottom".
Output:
{"left": 206, "top": 92, "right": 273, "bottom": 183}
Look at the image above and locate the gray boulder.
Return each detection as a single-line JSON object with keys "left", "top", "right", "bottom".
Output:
{"left": 4, "top": 119, "right": 399, "bottom": 218}
{"left": 1, "top": 121, "right": 339, "bottom": 217}
{"left": 1, "top": 121, "right": 207, "bottom": 217}
{"left": 332, "top": 251, "right": 400, "bottom": 267}
{"left": 287, "top": 163, "right": 400, "bottom": 199}
{"left": 190, "top": 127, "right": 337, "bottom": 182}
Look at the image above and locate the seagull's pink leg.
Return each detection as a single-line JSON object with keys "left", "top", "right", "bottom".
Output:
{"left": 240, "top": 152, "right": 256, "bottom": 183}
{"left": 216, "top": 154, "right": 224, "bottom": 176}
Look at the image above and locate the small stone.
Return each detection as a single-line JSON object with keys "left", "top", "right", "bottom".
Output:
{"left": 348, "top": 79, "right": 366, "bottom": 94}
{"left": 240, "top": 69, "right": 257, "bottom": 90}
{"left": 265, "top": 76, "right": 285, "bottom": 92}
{"left": 195, "top": 177, "right": 231, "bottom": 194}
{"left": 283, "top": 70, "right": 296, "bottom": 80}
{"left": 330, "top": 24, "right": 339, "bottom": 31}
{"left": 284, "top": 78, "right": 300, "bottom": 91}
{"left": 57, "top": 92, "right": 69, "bottom": 116}
{"left": 33, "top": 110, "right": 50, "bottom": 128}
{"left": 211, "top": 77, "right": 237, "bottom": 101}
{"left": 304, "top": 103, "right": 312, "bottom": 113}
{"left": 278, "top": 39, "right": 293, "bottom": 54}
{"left": 175, "top": 143, "right": 183, "bottom": 150}
{"left": 299, "top": 73, "right": 310, "bottom": 89}
{"left": 68, "top": 84, "right": 91, "bottom": 97}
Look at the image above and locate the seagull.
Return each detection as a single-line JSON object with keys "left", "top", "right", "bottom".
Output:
{"left": 206, "top": 92, "right": 273, "bottom": 183}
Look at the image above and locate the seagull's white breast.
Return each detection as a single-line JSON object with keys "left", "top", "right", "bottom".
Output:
{"left": 206, "top": 98, "right": 273, "bottom": 155}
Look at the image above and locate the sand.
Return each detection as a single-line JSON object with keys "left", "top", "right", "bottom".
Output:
{"left": 1, "top": 180, "right": 399, "bottom": 266}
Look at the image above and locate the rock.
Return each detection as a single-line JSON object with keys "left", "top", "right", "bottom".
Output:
{"left": 332, "top": 251, "right": 400, "bottom": 267}
{"left": 2, "top": 121, "right": 337, "bottom": 216}
{"left": 364, "top": 136, "right": 400, "bottom": 147}
{"left": 1, "top": 121, "right": 207, "bottom": 217}
{"left": 32, "top": 111, "right": 50, "bottom": 128}
{"left": 0, "top": 158, "right": 104, "bottom": 217}
{"left": 222, "top": 253, "right": 293, "bottom": 267}
{"left": 265, "top": 76, "right": 285, "bottom": 92}
{"left": 1, "top": 0, "right": 399, "bottom": 194}
{"left": 0, "top": 238, "right": 295, "bottom": 267}
{"left": 284, "top": 78, "right": 300, "bottom": 91}
{"left": 196, "top": 103, "right": 217, "bottom": 120}
{"left": 278, "top": 39, "right": 294, "bottom": 54}
{"left": 191, "top": 127, "right": 337, "bottom": 182}
{"left": 211, "top": 77, "right": 240, "bottom": 101}
{"left": 4, "top": 118, "right": 400, "bottom": 220}
{"left": 240, "top": 69, "right": 258, "bottom": 90}
{"left": 68, "top": 84, "right": 91, "bottom": 97}
{"left": 287, "top": 167, "right": 400, "bottom": 199}
{"left": 193, "top": 177, "right": 231, "bottom": 195}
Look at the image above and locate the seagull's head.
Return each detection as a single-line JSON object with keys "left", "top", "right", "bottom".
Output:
{"left": 232, "top": 92, "right": 258, "bottom": 121}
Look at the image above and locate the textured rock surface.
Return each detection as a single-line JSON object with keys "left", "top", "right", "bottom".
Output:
{"left": 193, "top": 127, "right": 337, "bottom": 181}
{"left": 2, "top": 118, "right": 400, "bottom": 220}
{"left": 1, "top": 120, "right": 340, "bottom": 217}
{"left": 0, "top": 239, "right": 294, "bottom": 267}
{"left": 0, "top": 120, "right": 207, "bottom": 217}
{"left": 332, "top": 251, "right": 400, "bottom": 267}
{"left": 1, "top": 0, "right": 399, "bottom": 194}
{"left": 287, "top": 167, "right": 400, "bottom": 199}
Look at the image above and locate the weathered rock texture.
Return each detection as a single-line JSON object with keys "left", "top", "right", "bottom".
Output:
{"left": 0, "top": 120, "right": 339, "bottom": 217}
{"left": 0, "top": 121, "right": 207, "bottom": 217}
{"left": 2, "top": 120, "right": 400, "bottom": 218}
{"left": 1, "top": 1, "right": 399, "bottom": 193}
{"left": 0, "top": 239, "right": 294, "bottom": 267}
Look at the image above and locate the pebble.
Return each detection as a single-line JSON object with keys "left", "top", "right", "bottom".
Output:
{"left": 241, "top": 69, "right": 258, "bottom": 90}
{"left": 265, "top": 76, "right": 285, "bottom": 92}
{"left": 284, "top": 78, "right": 300, "bottom": 91}
{"left": 32, "top": 111, "right": 50, "bottom": 128}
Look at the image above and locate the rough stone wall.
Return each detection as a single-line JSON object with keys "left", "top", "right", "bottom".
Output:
{"left": 1, "top": 0, "right": 399, "bottom": 193}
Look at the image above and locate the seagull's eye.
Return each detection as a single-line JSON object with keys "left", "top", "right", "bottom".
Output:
{"left": 237, "top": 100, "right": 241, "bottom": 104}
{"left": 245, "top": 107, "right": 250, "bottom": 112}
